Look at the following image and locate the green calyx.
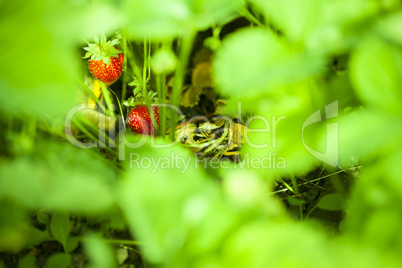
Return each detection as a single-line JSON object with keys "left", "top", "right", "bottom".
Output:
{"left": 83, "top": 33, "right": 122, "bottom": 67}
{"left": 123, "top": 85, "right": 158, "bottom": 108}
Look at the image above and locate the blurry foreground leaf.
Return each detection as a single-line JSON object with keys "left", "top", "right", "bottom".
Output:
{"left": 122, "top": 0, "right": 240, "bottom": 39}
{"left": 84, "top": 235, "right": 117, "bottom": 268}
{"left": 214, "top": 29, "right": 325, "bottom": 100}
{"left": 0, "top": 1, "right": 79, "bottom": 117}
{"left": 0, "top": 140, "right": 116, "bottom": 214}
{"left": 255, "top": 0, "right": 378, "bottom": 53}
{"left": 349, "top": 37, "right": 402, "bottom": 115}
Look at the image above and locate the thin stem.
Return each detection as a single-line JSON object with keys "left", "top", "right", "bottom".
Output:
{"left": 278, "top": 178, "right": 296, "bottom": 194}
{"left": 239, "top": 7, "right": 264, "bottom": 27}
{"left": 100, "top": 239, "right": 142, "bottom": 246}
{"left": 142, "top": 38, "right": 158, "bottom": 135}
{"left": 160, "top": 73, "right": 167, "bottom": 136}
{"left": 299, "top": 205, "right": 304, "bottom": 220}
{"left": 73, "top": 115, "right": 117, "bottom": 156}
{"left": 121, "top": 30, "right": 128, "bottom": 101}
{"left": 78, "top": 80, "right": 112, "bottom": 116}
{"left": 305, "top": 204, "right": 318, "bottom": 219}
{"left": 169, "top": 30, "right": 196, "bottom": 139}
{"left": 100, "top": 82, "right": 115, "bottom": 114}
{"left": 109, "top": 88, "right": 126, "bottom": 133}
{"left": 269, "top": 167, "right": 361, "bottom": 195}
{"left": 155, "top": 73, "right": 167, "bottom": 137}
{"left": 290, "top": 173, "right": 300, "bottom": 194}
{"left": 77, "top": 114, "right": 115, "bottom": 148}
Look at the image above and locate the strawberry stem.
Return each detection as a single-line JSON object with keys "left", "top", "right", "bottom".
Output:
{"left": 169, "top": 30, "right": 197, "bottom": 139}
{"left": 121, "top": 30, "right": 128, "bottom": 102}
{"left": 72, "top": 115, "right": 117, "bottom": 157}
{"left": 155, "top": 72, "right": 166, "bottom": 137}
{"left": 78, "top": 80, "right": 113, "bottom": 117}
{"left": 142, "top": 38, "right": 159, "bottom": 135}
{"left": 108, "top": 88, "right": 126, "bottom": 133}
{"left": 100, "top": 82, "right": 115, "bottom": 115}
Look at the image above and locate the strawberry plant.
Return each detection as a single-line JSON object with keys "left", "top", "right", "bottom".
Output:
{"left": 1, "top": 0, "right": 402, "bottom": 268}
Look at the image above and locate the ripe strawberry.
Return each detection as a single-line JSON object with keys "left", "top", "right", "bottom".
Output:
{"left": 127, "top": 105, "right": 160, "bottom": 136}
{"left": 83, "top": 35, "right": 124, "bottom": 84}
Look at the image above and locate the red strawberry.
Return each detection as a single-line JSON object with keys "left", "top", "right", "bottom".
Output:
{"left": 83, "top": 35, "right": 124, "bottom": 84}
{"left": 127, "top": 105, "right": 160, "bottom": 136}
{"left": 88, "top": 52, "right": 123, "bottom": 84}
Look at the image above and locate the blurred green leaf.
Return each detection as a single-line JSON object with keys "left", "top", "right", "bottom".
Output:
{"left": 46, "top": 253, "right": 71, "bottom": 268}
{"left": 0, "top": 140, "right": 116, "bottom": 214}
{"left": 18, "top": 255, "right": 36, "bottom": 268}
{"left": 50, "top": 211, "right": 71, "bottom": 251}
{"left": 121, "top": 0, "right": 240, "bottom": 39}
{"left": 349, "top": 37, "right": 402, "bottom": 114}
{"left": 214, "top": 28, "right": 325, "bottom": 100}
{"left": 84, "top": 234, "right": 117, "bottom": 268}
{"left": 345, "top": 153, "right": 402, "bottom": 253}
{"left": 288, "top": 196, "right": 306, "bottom": 206}
{"left": 66, "top": 236, "right": 80, "bottom": 253}
{"left": 255, "top": 0, "right": 378, "bottom": 53}
{"left": 25, "top": 227, "right": 51, "bottom": 248}
{"left": 338, "top": 109, "right": 402, "bottom": 161}
{"left": 0, "top": 201, "right": 30, "bottom": 252}
{"left": 317, "top": 193, "right": 346, "bottom": 211}
{"left": 119, "top": 139, "right": 206, "bottom": 264}
{"left": 0, "top": 1, "right": 80, "bottom": 117}
{"left": 222, "top": 222, "right": 333, "bottom": 268}
{"left": 223, "top": 170, "right": 267, "bottom": 207}
{"left": 375, "top": 11, "right": 402, "bottom": 46}
{"left": 43, "top": 1, "right": 123, "bottom": 42}
{"left": 37, "top": 210, "right": 50, "bottom": 225}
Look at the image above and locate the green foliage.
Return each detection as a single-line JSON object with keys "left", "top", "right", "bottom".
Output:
{"left": 84, "top": 235, "right": 118, "bottom": 268}
{"left": 214, "top": 28, "right": 325, "bottom": 100}
{"left": 46, "top": 253, "right": 71, "bottom": 268}
{"left": 122, "top": 0, "right": 241, "bottom": 39}
{"left": 17, "top": 255, "right": 36, "bottom": 268}
{"left": 350, "top": 37, "right": 402, "bottom": 114}
{"left": 0, "top": 0, "right": 402, "bottom": 267}
{"left": 50, "top": 211, "right": 71, "bottom": 252}
{"left": 317, "top": 194, "right": 346, "bottom": 211}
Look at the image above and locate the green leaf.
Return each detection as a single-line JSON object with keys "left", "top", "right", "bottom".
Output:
{"left": 375, "top": 12, "right": 402, "bottom": 46}
{"left": 26, "top": 227, "right": 52, "bottom": 247}
{"left": 317, "top": 194, "right": 346, "bottom": 211}
{"left": 338, "top": 109, "right": 402, "bottom": 161}
{"left": 66, "top": 236, "right": 80, "bottom": 253}
{"left": 0, "top": 1, "right": 80, "bottom": 117}
{"left": 46, "top": 253, "right": 71, "bottom": 268}
{"left": 118, "top": 139, "right": 209, "bottom": 263}
{"left": 50, "top": 211, "right": 71, "bottom": 251}
{"left": 349, "top": 37, "right": 402, "bottom": 114}
{"left": 84, "top": 235, "right": 117, "bottom": 268}
{"left": 255, "top": 0, "right": 379, "bottom": 53}
{"left": 0, "top": 139, "right": 116, "bottom": 214}
{"left": 288, "top": 196, "right": 306, "bottom": 206}
{"left": 121, "top": 0, "right": 241, "bottom": 39}
{"left": 214, "top": 28, "right": 325, "bottom": 100}
{"left": 37, "top": 210, "right": 50, "bottom": 225}
{"left": 18, "top": 255, "right": 36, "bottom": 268}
